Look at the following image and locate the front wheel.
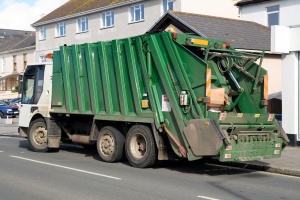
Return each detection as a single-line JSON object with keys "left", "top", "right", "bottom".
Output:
{"left": 125, "top": 125, "right": 157, "bottom": 168}
{"left": 28, "top": 118, "right": 49, "bottom": 152}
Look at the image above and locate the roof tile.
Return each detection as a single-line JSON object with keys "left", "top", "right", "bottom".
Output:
{"left": 33, "top": 0, "right": 130, "bottom": 25}
{"left": 170, "top": 11, "right": 270, "bottom": 51}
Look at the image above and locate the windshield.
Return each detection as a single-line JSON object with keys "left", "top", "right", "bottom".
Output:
{"left": 21, "top": 65, "right": 45, "bottom": 104}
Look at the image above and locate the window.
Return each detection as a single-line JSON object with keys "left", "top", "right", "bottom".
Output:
{"left": 40, "top": 56, "right": 46, "bottom": 62}
{"left": 267, "top": 5, "right": 279, "bottom": 27}
{"left": 40, "top": 26, "right": 46, "bottom": 40}
{"left": 163, "top": 0, "right": 173, "bottom": 13}
{"left": 13, "top": 55, "right": 17, "bottom": 72}
{"left": 102, "top": 11, "right": 114, "bottom": 28}
{"left": 130, "top": 4, "right": 144, "bottom": 23}
{"left": 56, "top": 22, "right": 66, "bottom": 37}
{"left": 78, "top": 17, "right": 88, "bottom": 32}
{"left": 21, "top": 65, "right": 45, "bottom": 104}
{"left": 1, "top": 57, "right": 5, "bottom": 72}
{"left": 23, "top": 53, "right": 27, "bottom": 69}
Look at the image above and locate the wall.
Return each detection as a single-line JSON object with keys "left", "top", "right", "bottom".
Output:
{"left": 271, "top": 25, "right": 300, "bottom": 144}
{"left": 240, "top": 0, "right": 300, "bottom": 27}
{"left": 181, "top": 0, "right": 239, "bottom": 19}
{"left": 282, "top": 52, "right": 298, "bottom": 142}
{"left": 35, "top": 0, "right": 241, "bottom": 61}
{"left": 0, "top": 49, "right": 35, "bottom": 73}
{"left": 35, "top": 0, "right": 164, "bottom": 61}
{"left": 262, "top": 54, "right": 282, "bottom": 94}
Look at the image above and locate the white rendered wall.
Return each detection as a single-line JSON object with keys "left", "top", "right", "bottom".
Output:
{"left": 180, "top": 0, "right": 239, "bottom": 19}
{"left": 35, "top": 0, "right": 164, "bottom": 60}
{"left": 262, "top": 54, "right": 282, "bottom": 94}
{"left": 240, "top": 0, "right": 300, "bottom": 27}
{"left": 35, "top": 0, "right": 241, "bottom": 60}
{"left": 282, "top": 52, "right": 298, "bottom": 138}
{"left": 0, "top": 49, "right": 34, "bottom": 74}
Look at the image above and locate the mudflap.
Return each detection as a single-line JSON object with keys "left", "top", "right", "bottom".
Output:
{"left": 219, "top": 132, "right": 284, "bottom": 162}
{"left": 45, "top": 117, "right": 61, "bottom": 148}
{"left": 183, "top": 119, "right": 230, "bottom": 157}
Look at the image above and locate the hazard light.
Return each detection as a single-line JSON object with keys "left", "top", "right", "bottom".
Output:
{"left": 172, "top": 33, "right": 178, "bottom": 39}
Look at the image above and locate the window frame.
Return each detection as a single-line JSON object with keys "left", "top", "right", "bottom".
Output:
{"left": 266, "top": 5, "right": 279, "bottom": 27}
{"left": 40, "top": 26, "right": 46, "bottom": 40}
{"left": 129, "top": 4, "right": 144, "bottom": 23}
{"left": 102, "top": 11, "right": 115, "bottom": 28}
{"left": 77, "top": 17, "right": 89, "bottom": 33}
{"left": 163, "top": 0, "right": 174, "bottom": 13}
{"left": 56, "top": 22, "right": 66, "bottom": 37}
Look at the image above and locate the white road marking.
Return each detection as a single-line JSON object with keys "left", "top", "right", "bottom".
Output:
{"left": 197, "top": 196, "right": 220, "bottom": 200}
{"left": 10, "top": 155, "right": 121, "bottom": 180}
{"left": 0, "top": 151, "right": 3, "bottom": 153}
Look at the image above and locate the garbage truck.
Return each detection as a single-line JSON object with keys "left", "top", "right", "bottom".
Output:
{"left": 18, "top": 32, "right": 289, "bottom": 168}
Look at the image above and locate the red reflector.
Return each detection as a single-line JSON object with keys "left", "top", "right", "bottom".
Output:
{"left": 226, "top": 41, "right": 230, "bottom": 47}
{"left": 226, "top": 146, "right": 232, "bottom": 150}
{"left": 225, "top": 154, "right": 231, "bottom": 159}
{"left": 219, "top": 113, "right": 227, "bottom": 121}
{"left": 172, "top": 33, "right": 178, "bottom": 39}
{"left": 268, "top": 114, "right": 274, "bottom": 121}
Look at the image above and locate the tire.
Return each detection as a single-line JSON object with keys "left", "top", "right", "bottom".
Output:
{"left": 125, "top": 125, "right": 157, "bottom": 168}
{"left": 97, "top": 126, "right": 125, "bottom": 163}
{"left": 0, "top": 111, "right": 4, "bottom": 118}
{"left": 28, "top": 118, "right": 49, "bottom": 152}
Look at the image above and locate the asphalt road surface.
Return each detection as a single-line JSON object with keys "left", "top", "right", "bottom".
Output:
{"left": 0, "top": 136, "right": 299, "bottom": 200}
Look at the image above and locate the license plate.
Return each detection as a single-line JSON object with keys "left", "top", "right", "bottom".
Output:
{"left": 14, "top": 112, "right": 19, "bottom": 114}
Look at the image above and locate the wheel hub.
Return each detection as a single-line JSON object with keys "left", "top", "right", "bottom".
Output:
{"left": 100, "top": 134, "right": 115, "bottom": 156}
{"left": 34, "top": 127, "right": 47, "bottom": 145}
{"left": 130, "top": 134, "right": 147, "bottom": 159}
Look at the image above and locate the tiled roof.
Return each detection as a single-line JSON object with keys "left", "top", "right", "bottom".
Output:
{"left": 160, "top": 11, "right": 271, "bottom": 51}
{"left": 33, "top": 0, "right": 139, "bottom": 26}
{"left": 0, "top": 29, "right": 33, "bottom": 44}
{"left": 235, "top": 0, "right": 273, "bottom": 6}
{"left": 0, "top": 30, "right": 35, "bottom": 53}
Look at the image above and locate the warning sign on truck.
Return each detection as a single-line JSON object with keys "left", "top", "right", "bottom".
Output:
{"left": 162, "top": 94, "right": 171, "bottom": 112}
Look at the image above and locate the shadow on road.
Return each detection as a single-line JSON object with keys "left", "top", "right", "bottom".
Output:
{"left": 18, "top": 139, "right": 268, "bottom": 177}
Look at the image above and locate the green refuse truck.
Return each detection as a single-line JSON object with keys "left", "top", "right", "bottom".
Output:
{"left": 19, "top": 32, "right": 289, "bottom": 168}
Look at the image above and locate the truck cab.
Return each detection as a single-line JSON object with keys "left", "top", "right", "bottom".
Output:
{"left": 19, "top": 63, "right": 53, "bottom": 137}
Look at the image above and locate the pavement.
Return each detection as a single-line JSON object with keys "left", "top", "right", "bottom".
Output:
{"left": 0, "top": 91, "right": 19, "bottom": 100}
{"left": 0, "top": 122, "right": 299, "bottom": 177}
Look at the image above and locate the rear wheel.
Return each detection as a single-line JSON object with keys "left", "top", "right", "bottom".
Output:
{"left": 97, "top": 126, "right": 125, "bottom": 163}
{"left": 125, "top": 125, "right": 157, "bottom": 168}
{"left": 28, "top": 118, "right": 49, "bottom": 152}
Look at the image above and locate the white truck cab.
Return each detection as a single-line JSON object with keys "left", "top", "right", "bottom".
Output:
{"left": 19, "top": 63, "right": 53, "bottom": 136}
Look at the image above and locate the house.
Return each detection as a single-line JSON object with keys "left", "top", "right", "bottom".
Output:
{"left": 0, "top": 29, "right": 35, "bottom": 91}
{"left": 148, "top": 11, "right": 282, "bottom": 96}
{"left": 31, "top": 0, "right": 239, "bottom": 63}
{"left": 236, "top": 0, "right": 300, "bottom": 146}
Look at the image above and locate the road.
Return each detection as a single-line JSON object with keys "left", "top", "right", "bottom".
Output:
{"left": 0, "top": 135, "right": 300, "bottom": 200}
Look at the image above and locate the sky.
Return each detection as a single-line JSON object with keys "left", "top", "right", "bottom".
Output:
{"left": 0, "top": 0, "right": 68, "bottom": 31}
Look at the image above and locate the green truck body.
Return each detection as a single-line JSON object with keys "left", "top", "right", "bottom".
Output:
{"left": 19, "top": 32, "right": 289, "bottom": 168}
